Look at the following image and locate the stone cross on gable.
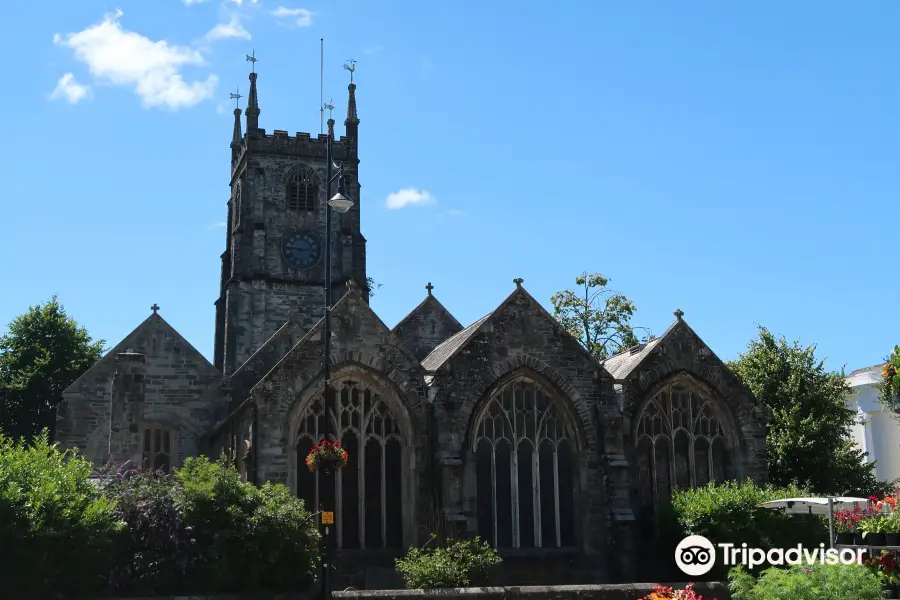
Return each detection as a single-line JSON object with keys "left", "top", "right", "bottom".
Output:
{"left": 674, "top": 308, "right": 684, "bottom": 320}
{"left": 513, "top": 278, "right": 524, "bottom": 289}
{"left": 151, "top": 303, "right": 160, "bottom": 314}
{"left": 426, "top": 282, "right": 434, "bottom": 296}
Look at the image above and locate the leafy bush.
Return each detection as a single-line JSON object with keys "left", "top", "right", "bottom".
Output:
{"left": 666, "top": 480, "right": 828, "bottom": 579}
{"left": 0, "top": 432, "right": 120, "bottom": 599}
{"left": 97, "top": 454, "right": 320, "bottom": 595}
{"left": 395, "top": 536, "right": 501, "bottom": 589}
{"left": 1, "top": 434, "right": 319, "bottom": 597}
{"left": 97, "top": 462, "right": 198, "bottom": 595}
{"left": 728, "top": 563, "right": 882, "bottom": 600}
{"left": 173, "top": 456, "right": 320, "bottom": 592}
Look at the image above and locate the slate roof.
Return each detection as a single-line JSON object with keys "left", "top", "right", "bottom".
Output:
{"left": 601, "top": 337, "right": 664, "bottom": 380}
{"left": 421, "top": 312, "right": 494, "bottom": 372}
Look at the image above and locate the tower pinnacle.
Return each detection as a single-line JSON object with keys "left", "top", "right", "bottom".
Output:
{"left": 231, "top": 108, "right": 243, "bottom": 148}
{"left": 229, "top": 88, "right": 243, "bottom": 150}
{"left": 245, "top": 52, "right": 260, "bottom": 134}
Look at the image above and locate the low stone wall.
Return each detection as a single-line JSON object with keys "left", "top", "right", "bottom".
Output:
{"left": 100, "top": 582, "right": 731, "bottom": 600}
{"left": 336, "top": 583, "right": 730, "bottom": 600}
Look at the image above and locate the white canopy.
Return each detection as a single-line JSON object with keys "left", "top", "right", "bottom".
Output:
{"left": 757, "top": 497, "right": 870, "bottom": 515}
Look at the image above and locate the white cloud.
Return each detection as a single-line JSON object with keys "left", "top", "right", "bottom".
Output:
{"left": 204, "top": 18, "right": 251, "bottom": 42}
{"left": 49, "top": 73, "right": 91, "bottom": 103}
{"left": 386, "top": 188, "right": 436, "bottom": 210}
{"left": 229, "top": 0, "right": 260, "bottom": 4}
{"left": 441, "top": 209, "right": 466, "bottom": 217}
{"left": 53, "top": 9, "right": 218, "bottom": 110}
{"left": 364, "top": 45, "right": 384, "bottom": 56}
{"left": 183, "top": 0, "right": 210, "bottom": 4}
{"left": 271, "top": 6, "right": 313, "bottom": 27}
{"left": 207, "top": 221, "right": 227, "bottom": 230}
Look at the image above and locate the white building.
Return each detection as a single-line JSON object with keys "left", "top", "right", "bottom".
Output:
{"left": 847, "top": 364, "right": 900, "bottom": 484}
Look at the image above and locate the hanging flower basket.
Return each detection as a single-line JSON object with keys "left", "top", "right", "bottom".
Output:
{"left": 305, "top": 439, "right": 348, "bottom": 473}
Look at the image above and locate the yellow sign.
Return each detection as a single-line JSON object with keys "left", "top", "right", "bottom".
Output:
{"left": 322, "top": 511, "right": 334, "bottom": 524}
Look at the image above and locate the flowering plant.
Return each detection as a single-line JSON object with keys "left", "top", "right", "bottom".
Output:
{"left": 864, "top": 550, "right": 900, "bottom": 586}
{"left": 836, "top": 505, "right": 875, "bottom": 532}
{"left": 305, "top": 439, "right": 348, "bottom": 473}
{"left": 639, "top": 583, "right": 702, "bottom": 599}
{"left": 879, "top": 347, "right": 900, "bottom": 408}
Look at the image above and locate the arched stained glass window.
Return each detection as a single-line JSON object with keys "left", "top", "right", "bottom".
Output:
{"left": 472, "top": 375, "right": 577, "bottom": 548}
{"left": 295, "top": 379, "right": 404, "bottom": 549}
{"left": 634, "top": 380, "right": 733, "bottom": 518}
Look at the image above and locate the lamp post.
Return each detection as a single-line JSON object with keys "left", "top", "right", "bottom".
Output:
{"left": 320, "top": 120, "right": 354, "bottom": 600}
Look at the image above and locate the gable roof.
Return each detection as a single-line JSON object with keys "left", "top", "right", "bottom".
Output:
{"left": 420, "top": 311, "right": 494, "bottom": 372}
{"left": 421, "top": 283, "right": 599, "bottom": 373}
{"left": 600, "top": 317, "right": 709, "bottom": 381}
{"left": 602, "top": 337, "right": 665, "bottom": 380}
{"left": 249, "top": 285, "right": 423, "bottom": 395}
{"left": 392, "top": 293, "right": 463, "bottom": 334}
{"left": 63, "top": 311, "right": 219, "bottom": 394}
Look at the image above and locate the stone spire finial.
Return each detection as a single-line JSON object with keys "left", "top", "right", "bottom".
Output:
{"left": 229, "top": 87, "right": 243, "bottom": 148}
{"left": 513, "top": 278, "right": 524, "bottom": 289}
{"left": 345, "top": 79, "right": 359, "bottom": 143}
{"left": 345, "top": 82, "right": 359, "bottom": 126}
{"left": 674, "top": 308, "right": 684, "bottom": 320}
{"left": 245, "top": 51, "right": 260, "bottom": 134}
{"left": 231, "top": 108, "right": 243, "bottom": 148}
{"left": 327, "top": 117, "right": 335, "bottom": 140}
{"left": 425, "top": 282, "right": 434, "bottom": 296}
{"left": 151, "top": 303, "right": 160, "bottom": 314}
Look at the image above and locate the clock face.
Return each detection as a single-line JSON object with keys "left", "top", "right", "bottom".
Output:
{"left": 282, "top": 231, "right": 321, "bottom": 269}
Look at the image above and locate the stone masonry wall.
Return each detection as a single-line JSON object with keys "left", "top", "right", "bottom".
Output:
{"left": 56, "top": 314, "right": 227, "bottom": 469}
{"left": 392, "top": 295, "right": 463, "bottom": 361}
{"left": 619, "top": 322, "right": 769, "bottom": 485}
{"left": 426, "top": 287, "right": 620, "bottom": 581}
{"left": 94, "top": 582, "right": 731, "bottom": 600}
{"left": 222, "top": 143, "right": 366, "bottom": 375}
{"left": 240, "top": 290, "right": 433, "bottom": 547}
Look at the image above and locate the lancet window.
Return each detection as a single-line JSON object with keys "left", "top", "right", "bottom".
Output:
{"left": 287, "top": 168, "right": 318, "bottom": 212}
{"left": 295, "top": 379, "right": 404, "bottom": 549}
{"left": 142, "top": 426, "right": 172, "bottom": 473}
{"left": 472, "top": 375, "right": 577, "bottom": 549}
{"left": 634, "top": 381, "right": 733, "bottom": 517}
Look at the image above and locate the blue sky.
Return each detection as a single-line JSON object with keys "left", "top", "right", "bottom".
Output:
{"left": 1, "top": 1, "right": 898, "bottom": 373}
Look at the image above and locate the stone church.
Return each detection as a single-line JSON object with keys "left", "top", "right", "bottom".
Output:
{"left": 56, "top": 68, "right": 769, "bottom": 585}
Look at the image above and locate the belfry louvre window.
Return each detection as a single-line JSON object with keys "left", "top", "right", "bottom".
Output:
{"left": 634, "top": 381, "right": 733, "bottom": 518}
{"left": 295, "top": 380, "right": 404, "bottom": 549}
{"left": 143, "top": 427, "right": 173, "bottom": 473}
{"left": 287, "top": 169, "right": 318, "bottom": 211}
{"left": 473, "top": 376, "right": 577, "bottom": 549}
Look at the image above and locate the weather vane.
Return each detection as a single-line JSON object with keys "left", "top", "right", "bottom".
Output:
{"left": 229, "top": 87, "right": 242, "bottom": 108}
{"left": 246, "top": 50, "right": 257, "bottom": 73}
{"left": 323, "top": 98, "right": 334, "bottom": 119}
{"left": 342, "top": 59, "right": 357, "bottom": 83}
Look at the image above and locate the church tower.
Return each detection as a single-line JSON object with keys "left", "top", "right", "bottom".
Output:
{"left": 213, "top": 65, "right": 367, "bottom": 375}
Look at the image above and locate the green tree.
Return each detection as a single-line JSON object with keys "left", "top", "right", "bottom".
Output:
{"left": 0, "top": 297, "right": 104, "bottom": 441}
{"left": 729, "top": 326, "right": 886, "bottom": 496}
{"left": 365, "top": 276, "right": 382, "bottom": 298}
{"left": 550, "top": 271, "right": 652, "bottom": 360}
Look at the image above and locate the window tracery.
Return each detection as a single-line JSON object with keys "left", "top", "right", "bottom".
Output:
{"left": 472, "top": 375, "right": 576, "bottom": 549}
{"left": 287, "top": 167, "right": 319, "bottom": 212}
{"left": 634, "top": 380, "right": 733, "bottom": 517}
{"left": 295, "top": 379, "right": 404, "bottom": 549}
{"left": 142, "top": 426, "right": 172, "bottom": 473}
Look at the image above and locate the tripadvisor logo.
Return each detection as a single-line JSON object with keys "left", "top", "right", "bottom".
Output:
{"left": 674, "top": 535, "right": 864, "bottom": 576}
